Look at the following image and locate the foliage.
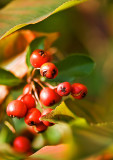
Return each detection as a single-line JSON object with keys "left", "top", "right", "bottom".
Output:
{"left": 1, "top": 0, "right": 113, "bottom": 160}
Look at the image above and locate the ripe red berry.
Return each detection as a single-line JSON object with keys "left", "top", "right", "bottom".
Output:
{"left": 41, "top": 108, "right": 54, "bottom": 126}
{"left": 35, "top": 122, "right": 47, "bottom": 133}
{"left": 17, "top": 94, "right": 23, "bottom": 100}
{"left": 40, "top": 87, "right": 61, "bottom": 106}
{"left": 40, "top": 62, "right": 58, "bottom": 79}
{"left": 13, "top": 136, "right": 31, "bottom": 153}
{"left": 6, "top": 100, "right": 27, "bottom": 118}
{"left": 71, "top": 83, "right": 88, "bottom": 99}
{"left": 57, "top": 82, "right": 71, "bottom": 96}
{"left": 25, "top": 108, "right": 41, "bottom": 126}
{"left": 30, "top": 49, "right": 51, "bottom": 68}
{"left": 21, "top": 94, "right": 36, "bottom": 110}
{"left": 23, "top": 84, "right": 30, "bottom": 95}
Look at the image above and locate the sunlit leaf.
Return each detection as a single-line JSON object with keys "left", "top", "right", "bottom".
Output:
{"left": 0, "top": 0, "right": 87, "bottom": 40}
{"left": 30, "top": 144, "right": 71, "bottom": 160}
{"left": 41, "top": 101, "right": 76, "bottom": 123}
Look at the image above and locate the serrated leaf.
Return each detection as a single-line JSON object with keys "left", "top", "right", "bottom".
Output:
{"left": 47, "top": 54, "right": 95, "bottom": 82}
{"left": 0, "top": 0, "right": 87, "bottom": 40}
{"left": 26, "top": 37, "right": 45, "bottom": 70}
{"left": 0, "top": 68, "right": 21, "bottom": 86}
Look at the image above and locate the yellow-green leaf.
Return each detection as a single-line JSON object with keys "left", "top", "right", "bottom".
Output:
{"left": 0, "top": 0, "right": 87, "bottom": 40}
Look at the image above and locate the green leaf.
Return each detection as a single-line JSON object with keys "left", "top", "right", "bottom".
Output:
{"left": 0, "top": 0, "right": 87, "bottom": 40}
{"left": 41, "top": 101, "right": 85, "bottom": 123}
{"left": 26, "top": 37, "right": 45, "bottom": 70}
{"left": 48, "top": 54, "right": 95, "bottom": 82}
{"left": 0, "top": 68, "right": 21, "bottom": 86}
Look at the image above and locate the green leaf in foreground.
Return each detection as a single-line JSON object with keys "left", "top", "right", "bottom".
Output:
{"left": 0, "top": 68, "right": 21, "bottom": 86}
{"left": 41, "top": 101, "right": 85, "bottom": 124}
{"left": 0, "top": 0, "right": 87, "bottom": 40}
{"left": 26, "top": 37, "right": 45, "bottom": 70}
{"left": 48, "top": 54, "right": 95, "bottom": 82}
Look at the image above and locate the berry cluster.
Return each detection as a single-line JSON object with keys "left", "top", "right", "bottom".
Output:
{"left": 6, "top": 49, "right": 88, "bottom": 134}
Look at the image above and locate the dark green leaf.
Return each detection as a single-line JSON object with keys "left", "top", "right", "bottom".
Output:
{"left": 48, "top": 54, "right": 95, "bottom": 82}
{"left": 0, "top": 68, "right": 21, "bottom": 86}
{"left": 26, "top": 37, "right": 45, "bottom": 70}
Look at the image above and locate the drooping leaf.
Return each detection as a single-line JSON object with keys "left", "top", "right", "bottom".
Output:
{"left": 47, "top": 54, "right": 95, "bottom": 82}
{"left": 0, "top": 0, "right": 87, "bottom": 40}
{"left": 26, "top": 37, "right": 45, "bottom": 71}
{"left": 0, "top": 68, "right": 21, "bottom": 86}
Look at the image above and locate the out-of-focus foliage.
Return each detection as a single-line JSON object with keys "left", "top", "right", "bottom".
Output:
{"left": 1, "top": 0, "right": 113, "bottom": 159}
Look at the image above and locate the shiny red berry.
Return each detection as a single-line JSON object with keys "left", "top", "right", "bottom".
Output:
{"left": 41, "top": 108, "right": 54, "bottom": 126}
{"left": 23, "top": 84, "right": 30, "bottom": 95}
{"left": 30, "top": 49, "right": 51, "bottom": 68}
{"left": 25, "top": 108, "right": 41, "bottom": 126}
{"left": 40, "top": 87, "right": 61, "bottom": 106}
{"left": 13, "top": 136, "right": 31, "bottom": 153}
{"left": 35, "top": 122, "right": 47, "bottom": 133}
{"left": 71, "top": 83, "right": 88, "bottom": 99}
{"left": 57, "top": 82, "right": 71, "bottom": 96}
{"left": 21, "top": 94, "right": 36, "bottom": 110}
{"left": 40, "top": 62, "right": 58, "bottom": 79}
{"left": 6, "top": 100, "right": 27, "bottom": 118}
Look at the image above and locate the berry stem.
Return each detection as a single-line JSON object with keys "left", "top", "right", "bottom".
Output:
{"left": 33, "top": 78, "right": 44, "bottom": 88}
{"left": 31, "top": 82, "right": 44, "bottom": 110}
{"left": 42, "top": 82, "right": 56, "bottom": 89}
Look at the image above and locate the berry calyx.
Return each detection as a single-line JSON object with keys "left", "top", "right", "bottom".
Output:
{"left": 21, "top": 94, "right": 36, "bottom": 110}
{"left": 13, "top": 136, "right": 31, "bottom": 153}
{"left": 30, "top": 49, "right": 51, "bottom": 68}
{"left": 23, "top": 84, "right": 30, "bottom": 95}
{"left": 71, "top": 83, "right": 88, "bottom": 99}
{"left": 41, "top": 108, "right": 54, "bottom": 126}
{"left": 25, "top": 108, "right": 41, "bottom": 126}
{"left": 40, "top": 87, "right": 61, "bottom": 106}
{"left": 6, "top": 100, "right": 27, "bottom": 118}
{"left": 40, "top": 62, "right": 58, "bottom": 79}
{"left": 35, "top": 122, "right": 47, "bottom": 133}
{"left": 57, "top": 82, "right": 71, "bottom": 96}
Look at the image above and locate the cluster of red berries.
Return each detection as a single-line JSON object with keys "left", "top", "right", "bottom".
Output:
{"left": 6, "top": 49, "right": 88, "bottom": 134}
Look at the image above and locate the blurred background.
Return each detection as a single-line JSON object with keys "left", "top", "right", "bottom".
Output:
{"left": 1, "top": 0, "right": 113, "bottom": 159}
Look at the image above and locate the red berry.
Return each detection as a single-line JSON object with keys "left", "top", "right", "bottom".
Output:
{"left": 13, "top": 136, "right": 31, "bottom": 153}
{"left": 57, "top": 82, "right": 71, "bottom": 96}
{"left": 21, "top": 94, "right": 36, "bottom": 110}
{"left": 30, "top": 49, "right": 51, "bottom": 68}
{"left": 71, "top": 83, "right": 88, "bottom": 99}
{"left": 17, "top": 94, "right": 23, "bottom": 100}
{"left": 41, "top": 108, "right": 54, "bottom": 126}
{"left": 23, "top": 84, "right": 30, "bottom": 95}
{"left": 35, "top": 122, "right": 47, "bottom": 133}
{"left": 25, "top": 108, "right": 41, "bottom": 126}
{"left": 40, "top": 87, "right": 61, "bottom": 106}
{"left": 40, "top": 62, "right": 58, "bottom": 79}
{"left": 6, "top": 100, "right": 27, "bottom": 118}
